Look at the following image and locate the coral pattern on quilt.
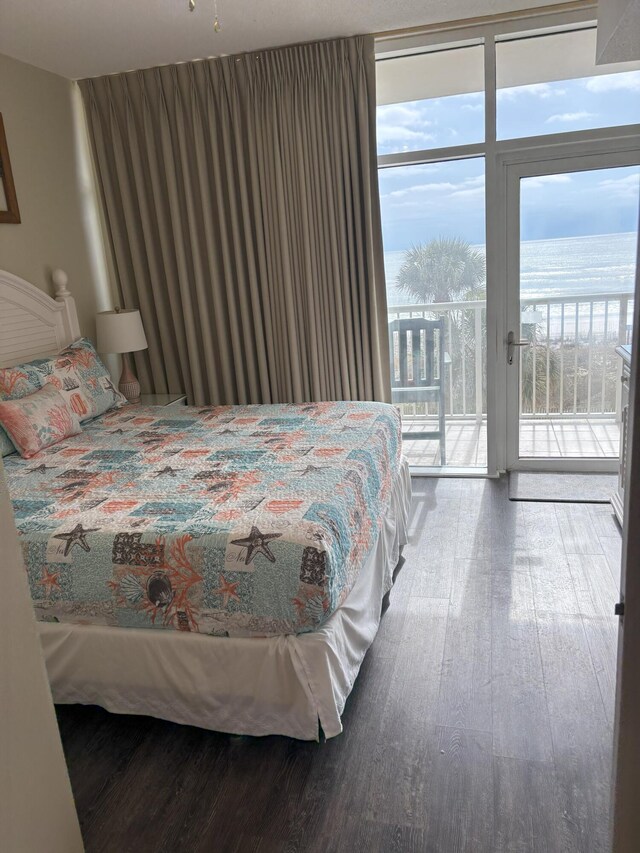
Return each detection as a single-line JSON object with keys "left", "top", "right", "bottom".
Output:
{"left": 5, "top": 401, "right": 402, "bottom": 637}
{"left": 0, "top": 337, "right": 126, "bottom": 457}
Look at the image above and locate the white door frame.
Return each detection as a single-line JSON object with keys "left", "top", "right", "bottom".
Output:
{"left": 495, "top": 138, "right": 640, "bottom": 472}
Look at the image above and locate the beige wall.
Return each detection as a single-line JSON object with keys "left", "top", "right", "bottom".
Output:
{"left": 0, "top": 459, "right": 84, "bottom": 853}
{"left": 0, "top": 52, "right": 114, "bottom": 341}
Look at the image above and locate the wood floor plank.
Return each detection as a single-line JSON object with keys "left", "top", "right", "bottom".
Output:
{"left": 422, "top": 726, "right": 494, "bottom": 853}
{"left": 493, "top": 755, "right": 579, "bottom": 853}
{"left": 366, "top": 599, "right": 448, "bottom": 830}
{"left": 588, "top": 505, "right": 619, "bottom": 539}
{"left": 307, "top": 595, "right": 421, "bottom": 843}
{"left": 521, "top": 502, "right": 564, "bottom": 557}
{"left": 555, "top": 504, "right": 604, "bottom": 556}
{"left": 401, "top": 543, "right": 456, "bottom": 600}
{"left": 599, "top": 534, "right": 622, "bottom": 590}
{"left": 488, "top": 479, "right": 530, "bottom": 561}
{"left": 455, "top": 507, "right": 493, "bottom": 562}
{"left": 491, "top": 568, "right": 554, "bottom": 762}
{"left": 581, "top": 615, "right": 618, "bottom": 728}
{"left": 407, "top": 489, "right": 460, "bottom": 541}
{"left": 86, "top": 723, "right": 230, "bottom": 853}
{"left": 437, "top": 560, "right": 492, "bottom": 733}
{"left": 537, "top": 611, "right": 613, "bottom": 853}
{"left": 529, "top": 550, "right": 581, "bottom": 615}
{"left": 567, "top": 553, "right": 618, "bottom": 618}
{"left": 57, "top": 706, "right": 150, "bottom": 836}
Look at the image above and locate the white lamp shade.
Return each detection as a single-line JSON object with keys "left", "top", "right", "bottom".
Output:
{"left": 96, "top": 309, "right": 148, "bottom": 354}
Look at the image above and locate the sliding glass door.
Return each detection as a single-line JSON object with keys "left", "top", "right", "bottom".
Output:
{"left": 505, "top": 156, "right": 640, "bottom": 470}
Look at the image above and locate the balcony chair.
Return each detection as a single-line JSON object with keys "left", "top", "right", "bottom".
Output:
{"left": 389, "top": 317, "right": 447, "bottom": 465}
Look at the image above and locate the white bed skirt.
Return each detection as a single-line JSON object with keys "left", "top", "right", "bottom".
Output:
{"left": 38, "top": 458, "right": 411, "bottom": 740}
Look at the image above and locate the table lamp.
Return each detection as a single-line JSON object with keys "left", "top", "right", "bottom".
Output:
{"left": 96, "top": 307, "right": 148, "bottom": 402}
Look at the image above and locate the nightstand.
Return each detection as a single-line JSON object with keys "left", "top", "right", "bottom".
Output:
{"left": 136, "top": 393, "right": 187, "bottom": 408}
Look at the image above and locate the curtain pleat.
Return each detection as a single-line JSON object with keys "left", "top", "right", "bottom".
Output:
{"left": 79, "top": 35, "right": 390, "bottom": 406}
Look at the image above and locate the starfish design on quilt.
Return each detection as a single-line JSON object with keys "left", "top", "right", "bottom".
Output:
{"left": 299, "top": 464, "right": 328, "bottom": 476}
{"left": 57, "top": 479, "right": 90, "bottom": 494}
{"left": 139, "top": 434, "right": 164, "bottom": 445}
{"left": 155, "top": 466, "right": 182, "bottom": 477}
{"left": 53, "top": 523, "right": 100, "bottom": 556}
{"left": 213, "top": 573, "right": 241, "bottom": 607}
{"left": 231, "top": 526, "right": 283, "bottom": 564}
{"left": 28, "top": 463, "right": 56, "bottom": 474}
{"left": 39, "top": 566, "right": 61, "bottom": 595}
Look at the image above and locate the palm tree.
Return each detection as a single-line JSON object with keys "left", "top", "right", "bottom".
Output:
{"left": 394, "top": 237, "right": 486, "bottom": 413}
{"left": 396, "top": 236, "right": 486, "bottom": 304}
{"left": 520, "top": 320, "right": 561, "bottom": 414}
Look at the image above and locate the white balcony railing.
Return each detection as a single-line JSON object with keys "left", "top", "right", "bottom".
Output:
{"left": 388, "top": 291, "right": 633, "bottom": 422}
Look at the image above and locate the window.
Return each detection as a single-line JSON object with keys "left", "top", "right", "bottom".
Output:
{"left": 380, "top": 157, "right": 487, "bottom": 468}
{"left": 376, "top": 12, "right": 640, "bottom": 473}
{"left": 376, "top": 44, "right": 484, "bottom": 154}
{"left": 496, "top": 27, "right": 640, "bottom": 139}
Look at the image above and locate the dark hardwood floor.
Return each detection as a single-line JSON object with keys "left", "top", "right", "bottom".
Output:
{"left": 57, "top": 476, "right": 620, "bottom": 853}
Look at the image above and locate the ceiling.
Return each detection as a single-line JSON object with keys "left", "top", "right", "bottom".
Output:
{"left": 0, "top": 0, "right": 581, "bottom": 80}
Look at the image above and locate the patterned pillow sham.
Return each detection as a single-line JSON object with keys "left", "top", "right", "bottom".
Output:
{"left": 53, "top": 338, "right": 127, "bottom": 418}
{"left": 0, "top": 338, "right": 126, "bottom": 455}
{"left": 0, "top": 383, "right": 82, "bottom": 458}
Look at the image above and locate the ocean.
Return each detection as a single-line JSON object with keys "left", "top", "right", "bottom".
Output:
{"left": 383, "top": 231, "right": 638, "bottom": 305}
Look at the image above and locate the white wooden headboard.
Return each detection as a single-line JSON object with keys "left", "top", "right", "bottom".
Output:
{"left": 0, "top": 269, "right": 81, "bottom": 367}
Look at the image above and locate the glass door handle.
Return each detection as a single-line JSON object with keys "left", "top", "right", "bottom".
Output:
{"left": 507, "top": 331, "right": 530, "bottom": 365}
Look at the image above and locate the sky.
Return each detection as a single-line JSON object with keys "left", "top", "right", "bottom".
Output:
{"left": 377, "top": 70, "right": 640, "bottom": 251}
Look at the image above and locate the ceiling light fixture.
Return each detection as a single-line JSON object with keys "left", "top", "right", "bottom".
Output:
{"left": 188, "top": 0, "right": 221, "bottom": 32}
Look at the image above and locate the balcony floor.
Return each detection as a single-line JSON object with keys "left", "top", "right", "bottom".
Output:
{"left": 403, "top": 417, "right": 620, "bottom": 468}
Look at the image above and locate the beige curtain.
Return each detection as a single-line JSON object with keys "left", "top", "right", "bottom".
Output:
{"left": 79, "top": 36, "right": 390, "bottom": 406}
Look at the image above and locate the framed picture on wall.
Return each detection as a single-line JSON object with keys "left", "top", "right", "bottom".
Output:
{"left": 0, "top": 113, "right": 21, "bottom": 224}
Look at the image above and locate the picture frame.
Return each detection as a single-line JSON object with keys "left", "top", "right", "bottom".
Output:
{"left": 0, "top": 113, "right": 21, "bottom": 224}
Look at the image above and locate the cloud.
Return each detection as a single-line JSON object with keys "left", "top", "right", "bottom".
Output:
{"left": 524, "top": 174, "right": 572, "bottom": 189}
{"left": 585, "top": 71, "right": 640, "bottom": 93}
{"left": 497, "top": 83, "right": 567, "bottom": 101}
{"left": 450, "top": 187, "right": 485, "bottom": 200}
{"left": 462, "top": 103, "right": 483, "bottom": 112}
{"left": 545, "top": 111, "right": 595, "bottom": 124}
{"left": 382, "top": 174, "right": 486, "bottom": 204}
{"left": 598, "top": 173, "right": 640, "bottom": 199}
{"left": 376, "top": 103, "right": 431, "bottom": 126}
{"left": 376, "top": 101, "right": 438, "bottom": 152}
{"left": 376, "top": 125, "right": 434, "bottom": 145}
{"left": 385, "top": 182, "right": 460, "bottom": 199}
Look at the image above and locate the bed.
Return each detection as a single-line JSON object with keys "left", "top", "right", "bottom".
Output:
{"left": 0, "top": 269, "right": 411, "bottom": 740}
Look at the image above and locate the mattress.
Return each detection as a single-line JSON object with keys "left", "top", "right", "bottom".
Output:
{"left": 6, "top": 401, "right": 402, "bottom": 638}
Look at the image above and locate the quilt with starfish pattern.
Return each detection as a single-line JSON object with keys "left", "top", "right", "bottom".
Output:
{"left": 5, "top": 401, "right": 402, "bottom": 637}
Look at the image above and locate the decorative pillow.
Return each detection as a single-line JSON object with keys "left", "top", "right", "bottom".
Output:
{"left": 54, "top": 338, "right": 127, "bottom": 418}
{"left": 0, "top": 338, "right": 126, "bottom": 456}
{"left": 0, "top": 383, "right": 82, "bottom": 459}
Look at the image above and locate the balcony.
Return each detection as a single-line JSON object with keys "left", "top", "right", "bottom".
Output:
{"left": 389, "top": 291, "right": 632, "bottom": 468}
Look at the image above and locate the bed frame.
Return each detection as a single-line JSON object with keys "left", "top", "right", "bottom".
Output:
{"left": 0, "top": 268, "right": 80, "bottom": 367}
{"left": 0, "top": 268, "right": 410, "bottom": 740}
